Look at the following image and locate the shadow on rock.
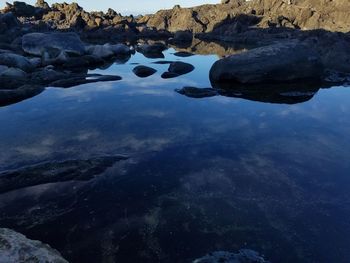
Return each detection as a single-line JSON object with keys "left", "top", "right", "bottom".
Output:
{"left": 0, "top": 155, "right": 128, "bottom": 194}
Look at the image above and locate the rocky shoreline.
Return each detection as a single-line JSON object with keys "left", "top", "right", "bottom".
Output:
{"left": 0, "top": 0, "right": 350, "bottom": 107}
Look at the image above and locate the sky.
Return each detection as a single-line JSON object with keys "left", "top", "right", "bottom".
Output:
{"left": 0, "top": 1, "right": 220, "bottom": 15}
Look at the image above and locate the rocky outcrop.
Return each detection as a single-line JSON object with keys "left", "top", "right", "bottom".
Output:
{"left": 22, "top": 32, "right": 86, "bottom": 56}
{"left": 0, "top": 228, "right": 68, "bottom": 263}
{"left": 209, "top": 41, "right": 323, "bottom": 84}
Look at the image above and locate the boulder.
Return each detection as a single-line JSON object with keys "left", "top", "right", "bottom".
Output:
{"left": 210, "top": 41, "right": 323, "bottom": 84}
{"left": 22, "top": 32, "right": 86, "bottom": 56}
{"left": 0, "top": 53, "right": 34, "bottom": 72}
{"left": 133, "top": 65, "right": 157, "bottom": 78}
{"left": 0, "top": 228, "right": 68, "bottom": 262}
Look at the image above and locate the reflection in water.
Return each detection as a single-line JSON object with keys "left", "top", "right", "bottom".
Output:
{"left": 0, "top": 48, "right": 350, "bottom": 263}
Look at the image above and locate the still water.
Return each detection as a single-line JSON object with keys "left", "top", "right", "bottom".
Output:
{"left": 0, "top": 47, "right": 349, "bottom": 263}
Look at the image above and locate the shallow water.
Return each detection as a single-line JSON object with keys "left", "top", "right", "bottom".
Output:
{"left": 0, "top": 48, "right": 350, "bottom": 263}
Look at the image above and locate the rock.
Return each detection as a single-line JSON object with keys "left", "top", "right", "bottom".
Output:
{"left": 152, "top": 60, "right": 174, "bottom": 64}
{"left": 0, "top": 155, "right": 128, "bottom": 194}
{"left": 133, "top": 65, "right": 157, "bottom": 78}
{"left": 0, "top": 228, "right": 68, "bottom": 263}
{"left": 0, "top": 85, "right": 44, "bottom": 107}
{"left": 161, "top": 72, "right": 180, "bottom": 79}
{"left": 86, "top": 43, "right": 130, "bottom": 59}
{"left": 35, "top": 0, "right": 50, "bottom": 10}
{"left": 0, "top": 53, "right": 34, "bottom": 72}
{"left": 3, "top": 1, "right": 38, "bottom": 17}
{"left": 0, "top": 67, "right": 27, "bottom": 78}
{"left": 193, "top": 249, "right": 269, "bottom": 263}
{"left": 176, "top": 86, "right": 218, "bottom": 98}
{"left": 50, "top": 74, "right": 122, "bottom": 88}
{"left": 0, "top": 12, "right": 20, "bottom": 29}
{"left": 210, "top": 41, "right": 323, "bottom": 84}
{"left": 136, "top": 43, "right": 167, "bottom": 58}
{"left": 22, "top": 32, "right": 86, "bottom": 57}
{"left": 172, "top": 30, "right": 193, "bottom": 43}
{"left": 173, "top": 51, "right": 194, "bottom": 57}
{"left": 31, "top": 68, "right": 66, "bottom": 84}
{"left": 168, "top": 61, "right": 195, "bottom": 75}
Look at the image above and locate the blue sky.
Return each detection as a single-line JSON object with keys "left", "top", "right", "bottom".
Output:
{"left": 1, "top": 1, "right": 220, "bottom": 15}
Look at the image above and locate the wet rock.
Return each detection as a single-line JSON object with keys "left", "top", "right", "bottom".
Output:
{"left": 0, "top": 67, "right": 27, "bottom": 78}
{"left": 176, "top": 86, "right": 218, "bottom": 98}
{"left": 0, "top": 53, "right": 34, "bottom": 72}
{"left": 168, "top": 61, "right": 195, "bottom": 75}
{"left": 173, "top": 51, "right": 194, "bottom": 57}
{"left": 86, "top": 43, "right": 130, "bottom": 59}
{"left": 0, "top": 155, "right": 128, "bottom": 194}
{"left": 137, "top": 43, "right": 167, "bottom": 58}
{"left": 161, "top": 71, "right": 180, "bottom": 79}
{"left": 210, "top": 41, "right": 323, "bottom": 84}
{"left": 133, "top": 65, "right": 157, "bottom": 78}
{"left": 0, "top": 228, "right": 68, "bottom": 263}
{"left": 0, "top": 85, "right": 44, "bottom": 107}
{"left": 50, "top": 74, "right": 122, "bottom": 88}
{"left": 22, "top": 32, "right": 86, "bottom": 56}
{"left": 193, "top": 249, "right": 269, "bottom": 263}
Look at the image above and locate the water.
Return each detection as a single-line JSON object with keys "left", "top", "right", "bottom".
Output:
{"left": 0, "top": 47, "right": 350, "bottom": 263}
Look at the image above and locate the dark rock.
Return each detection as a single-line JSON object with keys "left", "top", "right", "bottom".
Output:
{"left": 136, "top": 43, "right": 167, "bottom": 58}
{"left": 0, "top": 53, "right": 34, "bottom": 72}
{"left": 210, "top": 41, "right": 323, "bottom": 84}
{"left": 161, "top": 72, "right": 180, "bottom": 79}
{"left": 176, "top": 86, "right": 218, "bottom": 98}
{"left": 173, "top": 51, "right": 194, "bottom": 57}
{"left": 168, "top": 61, "right": 195, "bottom": 75}
{"left": 152, "top": 60, "right": 174, "bottom": 64}
{"left": 172, "top": 30, "right": 193, "bottom": 43}
{"left": 22, "top": 32, "right": 86, "bottom": 56}
{"left": 133, "top": 65, "right": 157, "bottom": 78}
{"left": 0, "top": 85, "right": 44, "bottom": 107}
{"left": 0, "top": 155, "right": 128, "bottom": 194}
{"left": 3, "top": 1, "right": 38, "bottom": 18}
{"left": 50, "top": 74, "right": 122, "bottom": 88}
{"left": 0, "top": 12, "right": 20, "bottom": 29}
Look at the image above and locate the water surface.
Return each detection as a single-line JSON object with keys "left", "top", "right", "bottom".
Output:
{"left": 0, "top": 48, "right": 349, "bottom": 263}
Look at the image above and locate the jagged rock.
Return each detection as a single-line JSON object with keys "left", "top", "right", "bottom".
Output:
{"left": 0, "top": 228, "right": 68, "bottom": 263}
{"left": 0, "top": 155, "right": 128, "bottom": 194}
{"left": 168, "top": 61, "right": 195, "bottom": 75}
{"left": 193, "top": 249, "right": 269, "bottom": 263}
{"left": 0, "top": 53, "right": 35, "bottom": 72}
{"left": 35, "top": 0, "right": 50, "bottom": 10}
{"left": 133, "top": 65, "right": 157, "bottom": 78}
{"left": 210, "top": 41, "right": 323, "bottom": 84}
{"left": 22, "top": 32, "right": 86, "bottom": 56}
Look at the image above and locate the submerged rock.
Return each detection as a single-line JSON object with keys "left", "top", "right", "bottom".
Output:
{"left": 173, "top": 51, "right": 194, "bottom": 57}
{"left": 86, "top": 43, "right": 131, "bottom": 59}
{"left": 193, "top": 249, "right": 269, "bottom": 263}
{"left": 22, "top": 32, "right": 86, "bottom": 56}
{"left": 133, "top": 65, "right": 157, "bottom": 78}
{"left": 50, "top": 74, "right": 122, "bottom": 88}
{"left": 0, "top": 228, "right": 68, "bottom": 263}
{"left": 0, "top": 155, "right": 128, "bottom": 194}
{"left": 209, "top": 41, "right": 323, "bottom": 84}
{"left": 176, "top": 86, "right": 218, "bottom": 98}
